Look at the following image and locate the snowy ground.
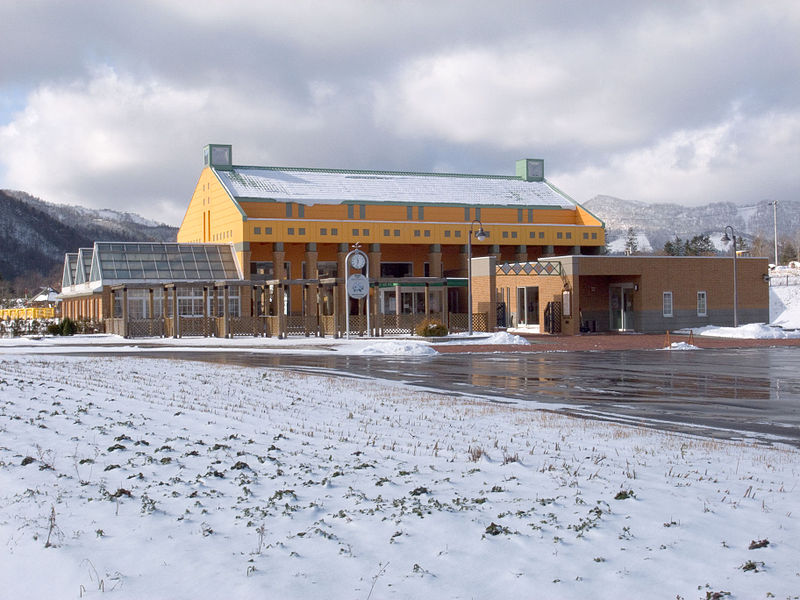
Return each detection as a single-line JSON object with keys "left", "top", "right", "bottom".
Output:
{"left": 1, "top": 354, "right": 799, "bottom": 599}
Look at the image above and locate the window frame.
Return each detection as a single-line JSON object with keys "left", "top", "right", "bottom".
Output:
{"left": 663, "top": 291, "right": 673, "bottom": 318}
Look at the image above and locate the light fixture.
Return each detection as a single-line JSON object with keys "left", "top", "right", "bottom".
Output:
{"left": 467, "top": 219, "right": 488, "bottom": 336}
{"left": 722, "top": 225, "right": 738, "bottom": 327}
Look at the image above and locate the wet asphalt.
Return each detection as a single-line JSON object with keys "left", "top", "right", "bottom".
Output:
{"left": 67, "top": 345, "right": 800, "bottom": 448}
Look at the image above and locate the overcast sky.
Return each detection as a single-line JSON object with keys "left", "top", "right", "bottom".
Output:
{"left": 0, "top": 0, "right": 798, "bottom": 225}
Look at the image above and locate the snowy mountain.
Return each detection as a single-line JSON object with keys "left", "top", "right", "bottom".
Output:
{"left": 584, "top": 195, "right": 800, "bottom": 255}
{"left": 0, "top": 190, "right": 177, "bottom": 291}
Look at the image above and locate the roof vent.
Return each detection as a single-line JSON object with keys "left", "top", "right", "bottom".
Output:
{"left": 204, "top": 144, "right": 233, "bottom": 170}
{"left": 516, "top": 158, "right": 544, "bottom": 182}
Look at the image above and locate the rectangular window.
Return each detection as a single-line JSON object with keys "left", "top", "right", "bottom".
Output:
{"left": 353, "top": 228, "right": 359, "bottom": 236}
{"left": 592, "top": 232, "right": 598, "bottom": 239}
{"left": 265, "top": 227, "right": 272, "bottom": 235}
{"left": 475, "top": 207, "right": 481, "bottom": 220}
{"left": 566, "top": 232, "right": 572, "bottom": 240}
{"left": 512, "top": 231, "right": 518, "bottom": 239}
{"left": 539, "top": 231, "right": 545, "bottom": 239}
{"left": 254, "top": 227, "right": 261, "bottom": 235}
{"left": 697, "top": 291, "right": 707, "bottom": 317}
{"left": 414, "top": 230, "right": 421, "bottom": 237}
{"left": 418, "top": 206, "right": 424, "bottom": 220}
{"left": 455, "top": 230, "right": 462, "bottom": 238}
{"left": 331, "top": 228, "right": 338, "bottom": 235}
{"left": 583, "top": 232, "right": 589, "bottom": 239}
{"left": 359, "top": 205, "right": 366, "bottom": 219}
{"left": 348, "top": 205, "right": 355, "bottom": 219}
{"left": 298, "top": 205, "right": 305, "bottom": 218}
{"left": 517, "top": 209, "right": 523, "bottom": 223}
{"left": 424, "top": 230, "right": 430, "bottom": 237}
{"left": 362, "top": 229, "right": 369, "bottom": 236}
{"left": 502, "top": 231, "right": 509, "bottom": 239}
{"left": 557, "top": 232, "right": 563, "bottom": 239}
{"left": 384, "top": 229, "right": 390, "bottom": 236}
{"left": 394, "top": 229, "right": 400, "bottom": 237}
{"left": 298, "top": 228, "right": 306, "bottom": 235}
{"left": 464, "top": 207, "right": 470, "bottom": 221}
{"left": 530, "top": 231, "right": 536, "bottom": 238}
{"left": 288, "top": 227, "right": 295, "bottom": 235}
{"left": 286, "top": 203, "right": 293, "bottom": 217}
{"left": 527, "top": 209, "right": 533, "bottom": 223}
{"left": 321, "top": 228, "right": 327, "bottom": 235}
{"left": 407, "top": 206, "right": 413, "bottom": 220}
{"left": 663, "top": 292, "right": 673, "bottom": 317}
{"left": 444, "top": 230, "right": 451, "bottom": 238}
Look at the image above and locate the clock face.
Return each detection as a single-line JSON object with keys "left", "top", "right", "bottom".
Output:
{"left": 350, "top": 252, "right": 366, "bottom": 269}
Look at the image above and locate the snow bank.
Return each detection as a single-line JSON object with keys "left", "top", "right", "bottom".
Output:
{"left": 692, "top": 323, "right": 800, "bottom": 339}
{"left": 661, "top": 342, "right": 700, "bottom": 350}
{"left": 358, "top": 340, "right": 438, "bottom": 355}
{"left": 770, "top": 284, "right": 800, "bottom": 329}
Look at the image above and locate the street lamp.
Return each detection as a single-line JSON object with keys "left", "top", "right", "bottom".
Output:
{"left": 467, "top": 219, "right": 489, "bottom": 336}
{"left": 721, "top": 225, "right": 738, "bottom": 327}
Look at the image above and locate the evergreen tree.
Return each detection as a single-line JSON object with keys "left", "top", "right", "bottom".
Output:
{"left": 624, "top": 227, "right": 639, "bottom": 255}
{"left": 663, "top": 236, "right": 683, "bottom": 256}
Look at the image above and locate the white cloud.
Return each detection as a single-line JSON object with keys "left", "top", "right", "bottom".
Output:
{"left": 554, "top": 109, "right": 800, "bottom": 204}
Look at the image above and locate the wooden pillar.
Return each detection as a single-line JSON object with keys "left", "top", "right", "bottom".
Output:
{"left": 442, "top": 283, "right": 449, "bottom": 328}
{"left": 172, "top": 286, "right": 179, "bottom": 338}
{"left": 335, "top": 243, "right": 347, "bottom": 324}
{"left": 428, "top": 244, "right": 443, "bottom": 277}
{"left": 121, "top": 287, "right": 129, "bottom": 338}
{"left": 148, "top": 288, "right": 155, "bottom": 336}
{"left": 162, "top": 286, "right": 169, "bottom": 337}
{"left": 202, "top": 286, "right": 209, "bottom": 337}
{"left": 223, "top": 285, "right": 230, "bottom": 338}
{"left": 424, "top": 282, "right": 430, "bottom": 317}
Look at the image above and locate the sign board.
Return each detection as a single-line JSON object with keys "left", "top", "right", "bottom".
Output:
{"left": 346, "top": 273, "right": 369, "bottom": 299}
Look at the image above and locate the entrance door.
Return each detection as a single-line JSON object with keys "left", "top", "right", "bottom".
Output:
{"left": 516, "top": 286, "right": 539, "bottom": 329}
{"left": 609, "top": 286, "right": 635, "bottom": 331}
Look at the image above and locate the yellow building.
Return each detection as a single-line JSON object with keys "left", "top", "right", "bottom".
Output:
{"left": 178, "top": 144, "right": 605, "bottom": 324}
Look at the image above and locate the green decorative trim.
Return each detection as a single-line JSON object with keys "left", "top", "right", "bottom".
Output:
{"left": 211, "top": 168, "right": 248, "bottom": 221}
{"left": 544, "top": 180, "right": 606, "bottom": 229}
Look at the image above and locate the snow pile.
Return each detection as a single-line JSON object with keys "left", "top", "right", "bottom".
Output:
{"left": 450, "top": 331, "right": 531, "bottom": 345}
{"left": 770, "top": 283, "right": 800, "bottom": 330}
{"left": 693, "top": 323, "right": 800, "bottom": 339}
{"left": 358, "top": 340, "right": 438, "bottom": 355}
{"left": 661, "top": 342, "right": 700, "bottom": 350}
{"left": 0, "top": 356, "right": 797, "bottom": 599}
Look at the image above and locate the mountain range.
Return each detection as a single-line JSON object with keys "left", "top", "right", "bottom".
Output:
{"left": 0, "top": 190, "right": 177, "bottom": 293}
{"left": 583, "top": 195, "right": 800, "bottom": 255}
{"left": 1, "top": 189, "right": 797, "bottom": 295}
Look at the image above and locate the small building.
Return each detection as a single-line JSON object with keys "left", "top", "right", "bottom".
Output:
{"left": 473, "top": 254, "right": 770, "bottom": 334}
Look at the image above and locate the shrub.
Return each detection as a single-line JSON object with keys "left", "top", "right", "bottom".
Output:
{"left": 415, "top": 319, "right": 448, "bottom": 337}
{"left": 47, "top": 322, "right": 62, "bottom": 335}
{"left": 60, "top": 317, "right": 76, "bottom": 336}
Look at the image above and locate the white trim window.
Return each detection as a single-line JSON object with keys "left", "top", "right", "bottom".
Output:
{"left": 697, "top": 291, "right": 707, "bottom": 317}
{"left": 663, "top": 291, "right": 673, "bottom": 317}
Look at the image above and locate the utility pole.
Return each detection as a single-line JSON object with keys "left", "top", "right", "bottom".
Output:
{"left": 770, "top": 200, "right": 778, "bottom": 265}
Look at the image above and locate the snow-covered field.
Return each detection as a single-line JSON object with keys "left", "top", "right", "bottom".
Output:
{"left": 1, "top": 354, "right": 798, "bottom": 599}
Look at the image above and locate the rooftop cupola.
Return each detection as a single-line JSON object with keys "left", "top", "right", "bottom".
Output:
{"left": 516, "top": 158, "right": 544, "bottom": 182}
{"left": 204, "top": 144, "right": 233, "bottom": 170}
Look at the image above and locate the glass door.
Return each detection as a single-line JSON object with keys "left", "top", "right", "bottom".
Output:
{"left": 609, "top": 285, "right": 635, "bottom": 331}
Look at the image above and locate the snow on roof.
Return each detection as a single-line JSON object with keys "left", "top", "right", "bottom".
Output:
{"left": 214, "top": 166, "right": 576, "bottom": 209}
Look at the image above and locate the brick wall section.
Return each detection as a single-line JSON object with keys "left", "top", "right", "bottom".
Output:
{"left": 483, "top": 255, "right": 769, "bottom": 334}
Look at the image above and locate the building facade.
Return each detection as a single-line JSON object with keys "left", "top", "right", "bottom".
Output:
{"left": 176, "top": 144, "right": 606, "bottom": 322}
{"left": 473, "top": 254, "right": 770, "bottom": 334}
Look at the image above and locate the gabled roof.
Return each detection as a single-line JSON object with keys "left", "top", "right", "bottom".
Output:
{"left": 212, "top": 165, "right": 577, "bottom": 209}
{"left": 62, "top": 253, "right": 78, "bottom": 288}
{"left": 74, "top": 247, "right": 94, "bottom": 285}
{"left": 89, "top": 242, "right": 241, "bottom": 284}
